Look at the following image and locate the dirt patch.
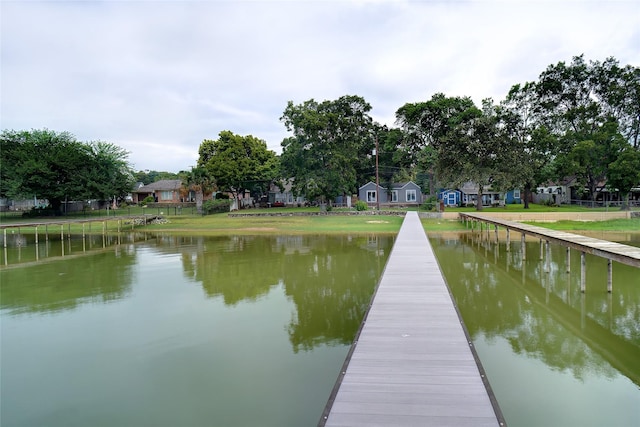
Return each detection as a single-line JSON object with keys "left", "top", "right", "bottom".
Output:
{"left": 237, "top": 227, "right": 278, "bottom": 231}
{"left": 366, "top": 220, "right": 390, "bottom": 224}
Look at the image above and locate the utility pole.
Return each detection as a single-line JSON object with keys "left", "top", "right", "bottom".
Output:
{"left": 375, "top": 135, "right": 380, "bottom": 211}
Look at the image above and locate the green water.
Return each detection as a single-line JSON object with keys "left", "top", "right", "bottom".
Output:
{"left": 430, "top": 232, "right": 640, "bottom": 427}
{"left": 2, "top": 229, "right": 639, "bottom": 426}
{"left": 0, "top": 234, "right": 393, "bottom": 427}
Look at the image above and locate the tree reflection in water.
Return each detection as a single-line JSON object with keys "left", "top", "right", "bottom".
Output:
{"left": 170, "top": 234, "right": 393, "bottom": 352}
{"left": 431, "top": 232, "right": 640, "bottom": 386}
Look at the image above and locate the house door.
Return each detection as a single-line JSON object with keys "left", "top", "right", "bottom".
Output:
{"left": 448, "top": 193, "right": 456, "bottom": 206}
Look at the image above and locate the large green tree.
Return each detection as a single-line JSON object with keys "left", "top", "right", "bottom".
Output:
{"left": 1, "top": 129, "right": 134, "bottom": 213}
{"left": 535, "top": 56, "right": 639, "bottom": 200}
{"left": 197, "top": 131, "right": 278, "bottom": 207}
{"left": 396, "top": 94, "right": 518, "bottom": 210}
{"left": 85, "top": 141, "right": 135, "bottom": 206}
{"left": 280, "top": 95, "right": 375, "bottom": 203}
{"left": 607, "top": 147, "right": 640, "bottom": 209}
{"left": 500, "top": 82, "right": 559, "bottom": 208}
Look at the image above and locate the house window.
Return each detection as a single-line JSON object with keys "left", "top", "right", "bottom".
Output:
{"left": 390, "top": 190, "right": 398, "bottom": 202}
{"left": 513, "top": 189, "right": 520, "bottom": 199}
{"left": 406, "top": 189, "right": 416, "bottom": 202}
{"left": 160, "top": 191, "right": 173, "bottom": 201}
{"left": 366, "top": 190, "right": 376, "bottom": 202}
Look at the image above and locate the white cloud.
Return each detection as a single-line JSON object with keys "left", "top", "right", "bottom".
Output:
{"left": 2, "top": 0, "right": 638, "bottom": 172}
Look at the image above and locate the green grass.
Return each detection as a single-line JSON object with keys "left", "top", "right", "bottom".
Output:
{"left": 3, "top": 204, "right": 638, "bottom": 235}
{"left": 524, "top": 217, "right": 640, "bottom": 232}
{"left": 442, "top": 203, "right": 638, "bottom": 213}
{"left": 142, "top": 212, "right": 404, "bottom": 234}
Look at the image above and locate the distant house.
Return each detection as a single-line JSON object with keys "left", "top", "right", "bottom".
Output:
{"left": 268, "top": 180, "right": 306, "bottom": 207}
{"left": 438, "top": 182, "right": 520, "bottom": 207}
{"left": 358, "top": 181, "right": 423, "bottom": 206}
{"left": 535, "top": 178, "right": 573, "bottom": 205}
{"left": 504, "top": 189, "right": 522, "bottom": 205}
{"left": 439, "top": 189, "right": 461, "bottom": 207}
{"left": 458, "top": 182, "right": 502, "bottom": 207}
{"left": 132, "top": 180, "right": 186, "bottom": 204}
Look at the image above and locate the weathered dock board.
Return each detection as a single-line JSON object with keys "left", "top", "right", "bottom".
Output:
{"left": 459, "top": 213, "right": 640, "bottom": 269}
{"left": 321, "top": 212, "right": 502, "bottom": 427}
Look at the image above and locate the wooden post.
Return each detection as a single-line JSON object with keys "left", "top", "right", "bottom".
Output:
{"left": 35, "top": 226, "right": 39, "bottom": 245}
{"left": 45, "top": 224, "right": 49, "bottom": 241}
{"left": 566, "top": 247, "right": 571, "bottom": 273}
{"left": 61, "top": 225, "right": 64, "bottom": 242}
{"left": 607, "top": 259, "right": 613, "bottom": 293}
{"left": 3, "top": 229, "right": 6, "bottom": 248}
{"left": 506, "top": 228, "right": 510, "bottom": 252}
{"left": 580, "top": 252, "right": 586, "bottom": 292}
{"left": 494, "top": 224, "right": 498, "bottom": 243}
{"left": 521, "top": 233, "right": 526, "bottom": 260}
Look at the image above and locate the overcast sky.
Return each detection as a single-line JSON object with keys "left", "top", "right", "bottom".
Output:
{"left": 2, "top": 0, "right": 638, "bottom": 172}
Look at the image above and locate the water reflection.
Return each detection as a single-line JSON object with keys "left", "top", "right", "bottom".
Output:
{"left": 430, "top": 232, "right": 640, "bottom": 426}
{"left": 0, "top": 233, "right": 393, "bottom": 427}
{"left": 0, "top": 245, "right": 136, "bottom": 315}
{"left": 154, "top": 234, "right": 390, "bottom": 352}
{"left": 1, "top": 233, "right": 392, "bottom": 353}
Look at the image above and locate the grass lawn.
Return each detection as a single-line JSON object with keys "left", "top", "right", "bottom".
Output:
{"left": 524, "top": 217, "right": 640, "bottom": 232}
{"left": 441, "top": 203, "right": 638, "bottom": 213}
{"left": 141, "top": 212, "right": 405, "bottom": 234}
{"left": 2, "top": 203, "right": 637, "bottom": 235}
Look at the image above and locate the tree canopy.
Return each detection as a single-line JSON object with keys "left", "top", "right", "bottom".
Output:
{"left": 0, "top": 129, "right": 134, "bottom": 212}
{"left": 197, "top": 130, "right": 278, "bottom": 205}
{"left": 280, "top": 95, "right": 375, "bottom": 203}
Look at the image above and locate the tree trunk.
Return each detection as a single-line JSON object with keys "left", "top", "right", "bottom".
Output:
{"left": 523, "top": 185, "right": 531, "bottom": 209}
{"left": 476, "top": 186, "right": 483, "bottom": 211}
{"left": 621, "top": 192, "right": 630, "bottom": 211}
{"left": 195, "top": 190, "right": 204, "bottom": 214}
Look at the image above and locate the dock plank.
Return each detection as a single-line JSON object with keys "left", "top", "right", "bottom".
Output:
{"left": 321, "top": 212, "right": 501, "bottom": 427}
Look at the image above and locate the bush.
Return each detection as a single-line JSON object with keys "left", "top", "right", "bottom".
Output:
{"left": 203, "top": 198, "right": 232, "bottom": 214}
{"left": 141, "top": 196, "right": 155, "bottom": 205}
{"left": 22, "top": 206, "right": 57, "bottom": 217}
{"left": 355, "top": 200, "right": 368, "bottom": 211}
{"left": 421, "top": 195, "right": 437, "bottom": 211}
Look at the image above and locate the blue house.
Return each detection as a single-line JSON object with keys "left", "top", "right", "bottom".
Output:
{"left": 504, "top": 189, "right": 522, "bottom": 204}
{"left": 438, "top": 182, "right": 521, "bottom": 207}
{"left": 438, "top": 189, "right": 461, "bottom": 207}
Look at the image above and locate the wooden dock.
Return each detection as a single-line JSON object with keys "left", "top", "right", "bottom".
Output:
{"left": 320, "top": 212, "right": 502, "bottom": 427}
{"left": 459, "top": 212, "right": 640, "bottom": 292}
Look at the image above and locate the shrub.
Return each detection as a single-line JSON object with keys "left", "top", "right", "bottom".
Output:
{"left": 141, "top": 196, "right": 155, "bottom": 205}
{"left": 355, "top": 200, "right": 368, "bottom": 211}
{"left": 203, "top": 198, "right": 232, "bottom": 214}
{"left": 421, "top": 195, "right": 438, "bottom": 211}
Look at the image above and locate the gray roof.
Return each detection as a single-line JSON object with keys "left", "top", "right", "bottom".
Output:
{"left": 135, "top": 179, "right": 183, "bottom": 192}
